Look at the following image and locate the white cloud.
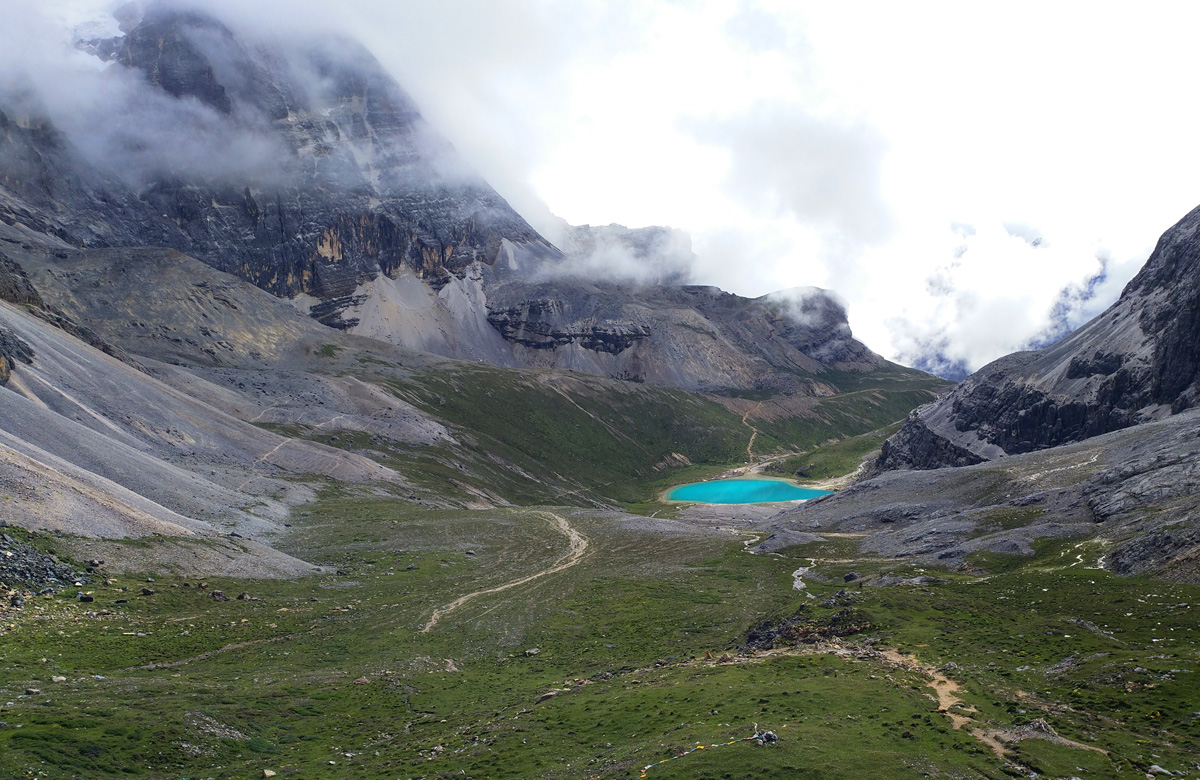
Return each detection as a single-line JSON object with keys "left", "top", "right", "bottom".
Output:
{"left": 13, "top": 0, "right": 1200, "bottom": 376}
{"left": 687, "top": 103, "right": 892, "bottom": 246}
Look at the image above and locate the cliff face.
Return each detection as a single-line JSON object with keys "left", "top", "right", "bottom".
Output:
{"left": 0, "top": 108, "right": 179, "bottom": 248}
{"left": 876, "top": 204, "right": 1200, "bottom": 471}
{"left": 475, "top": 275, "right": 887, "bottom": 391}
{"left": 0, "top": 6, "right": 934, "bottom": 395}
{"left": 103, "top": 9, "right": 545, "bottom": 308}
{"left": 0, "top": 9, "right": 544, "bottom": 313}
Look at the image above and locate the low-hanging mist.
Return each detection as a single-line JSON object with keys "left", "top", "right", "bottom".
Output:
{"left": 7, "top": 0, "right": 1198, "bottom": 377}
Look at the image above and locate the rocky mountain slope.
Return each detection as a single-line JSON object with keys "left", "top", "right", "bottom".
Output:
{"left": 763, "top": 406, "right": 1200, "bottom": 581}
{"left": 875, "top": 203, "right": 1200, "bottom": 472}
{"left": 0, "top": 221, "right": 436, "bottom": 575}
{"left": 754, "top": 202, "right": 1200, "bottom": 582}
{"left": 0, "top": 5, "right": 928, "bottom": 396}
{"left": 0, "top": 4, "right": 950, "bottom": 579}
{"left": 88, "top": 8, "right": 545, "bottom": 302}
{"left": 0, "top": 207, "right": 949, "bottom": 573}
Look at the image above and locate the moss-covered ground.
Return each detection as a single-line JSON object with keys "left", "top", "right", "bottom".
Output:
{"left": 765, "top": 422, "right": 904, "bottom": 483}
{"left": 2, "top": 498, "right": 1196, "bottom": 779}
{"left": 261, "top": 362, "right": 943, "bottom": 511}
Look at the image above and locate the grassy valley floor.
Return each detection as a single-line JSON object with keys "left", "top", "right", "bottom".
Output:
{"left": 1, "top": 498, "right": 1197, "bottom": 779}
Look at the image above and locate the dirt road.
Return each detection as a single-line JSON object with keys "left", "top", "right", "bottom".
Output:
{"left": 420, "top": 511, "right": 589, "bottom": 633}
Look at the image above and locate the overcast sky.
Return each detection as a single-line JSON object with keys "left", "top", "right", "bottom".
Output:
{"left": 27, "top": 1, "right": 1200, "bottom": 374}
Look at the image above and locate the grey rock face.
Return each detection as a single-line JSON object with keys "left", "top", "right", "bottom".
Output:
{"left": 872, "top": 408, "right": 984, "bottom": 472}
{"left": 765, "top": 407, "right": 1200, "bottom": 579}
{"left": 113, "top": 10, "right": 236, "bottom": 115}
{"left": 876, "top": 203, "right": 1200, "bottom": 471}
{"left": 0, "top": 247, "right": 138, "bottom": 368}
{"left": 479, "top": 272, "right": 886, "bottom": 391}
{"left": 0, "top": 251, "right": 44, "bottom": 308}
{"left": 0, "top": 254, "right": 37, "bottom": 383}
{"left": 1109, "top": 526, "right": 1200, "bottom": 579}
{"left": 0, "top": 110, "right": 177, "bottom": 249}
{"left": 1, "top": 7, "right": 928, "bottom": 396}
{"left": 122, "top": 11, "right": 544, "bottom": 306}
{"left": 0, "top": 324, "right": 34, "bottom": 381}
{"left": 486, "top": 298, "right": 651, "bottom": 354}
{"left": 5, "top": 9, "right": 545, "bottom": 312}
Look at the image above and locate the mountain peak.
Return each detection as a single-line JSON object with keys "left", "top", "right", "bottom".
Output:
{"left": 117, "top": 8, "right": 237, "bottom": 114}
{"left": 1, "top": 7, "right": 924, "bottom": 396}
{"left": 10, "top": 5, "right": 546, "bottom": 308}
{"left": 875, "top": 202, "right": 1200, "bottom": 472}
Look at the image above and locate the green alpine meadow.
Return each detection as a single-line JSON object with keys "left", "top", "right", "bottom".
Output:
{"left": 2, "top": 4, "right": 1199, "bottom": 780}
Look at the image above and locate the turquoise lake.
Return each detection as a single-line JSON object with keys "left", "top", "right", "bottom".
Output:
{"left": 666, "top": 478, "right": 833, "bottom": 504}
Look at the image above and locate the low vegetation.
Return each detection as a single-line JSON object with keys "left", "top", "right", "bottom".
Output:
{"left": 765, "top": 421, "right": 904, "bottom": 482}
{"left": 2, "top": 498, "right": 1196, "bottom": 779}
{"left": 264, "top": 361, "right": 944, "bottom": 509}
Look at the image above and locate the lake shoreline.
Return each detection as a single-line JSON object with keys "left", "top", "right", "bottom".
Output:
{"left": 664, "top": 477, "right": 834, "bottom": 505}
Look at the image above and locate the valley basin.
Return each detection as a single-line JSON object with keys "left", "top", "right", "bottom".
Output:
{"left": 666, "top": 478, "right": 833, "bottom": 504}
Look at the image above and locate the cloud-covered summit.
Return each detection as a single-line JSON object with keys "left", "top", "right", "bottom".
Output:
{"left": 8, "top": 1, "right": 1198, "bottom": 379}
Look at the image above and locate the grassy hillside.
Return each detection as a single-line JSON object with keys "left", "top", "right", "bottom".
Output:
{"left": 765, "top": 421, "right": 904, "bottom": 482}
{"left": 389, "top": 366, "right": 751, "bottom": 504}
{"left": 374, "top": 362, "right": 945, "bottom": 506}
{"left": 253, "top": 361, "right": 945, "bottom": 509}
{"left": 751, "top": 365, "right": 947, "bottom": 454}
{"left": 2, "top": 502, "right": 1196, "bottom": 779}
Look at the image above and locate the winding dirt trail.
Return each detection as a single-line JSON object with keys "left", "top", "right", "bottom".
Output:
{"left": 420, "top": 511, "right": 588, "bottom": 633}
{"left": 741, "top": 403, "right": 762, "bottom": 466}
{"left": 880, "top": 649, "right": 977, "bottom": 728}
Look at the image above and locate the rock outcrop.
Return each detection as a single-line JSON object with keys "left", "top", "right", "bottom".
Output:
{"left": 876, "top": 203, "right": 1200, "bottom": 471}
{"left": 477, "top": 280, "right": 882, "bottom": 391}
{"left": 0, "top": 532, "right": 86, "bottom": 593}
{"left": 3, "top": 9, "right": 546, "bottom": 315}
{"left": 0, "top": 7, "right": 930, "bottom": 396}
{"left": 0, "top": 327, "right": 32, "bottom": 385}
{"left": 765, "top": 406, "right": 1200, "bottom": 580}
